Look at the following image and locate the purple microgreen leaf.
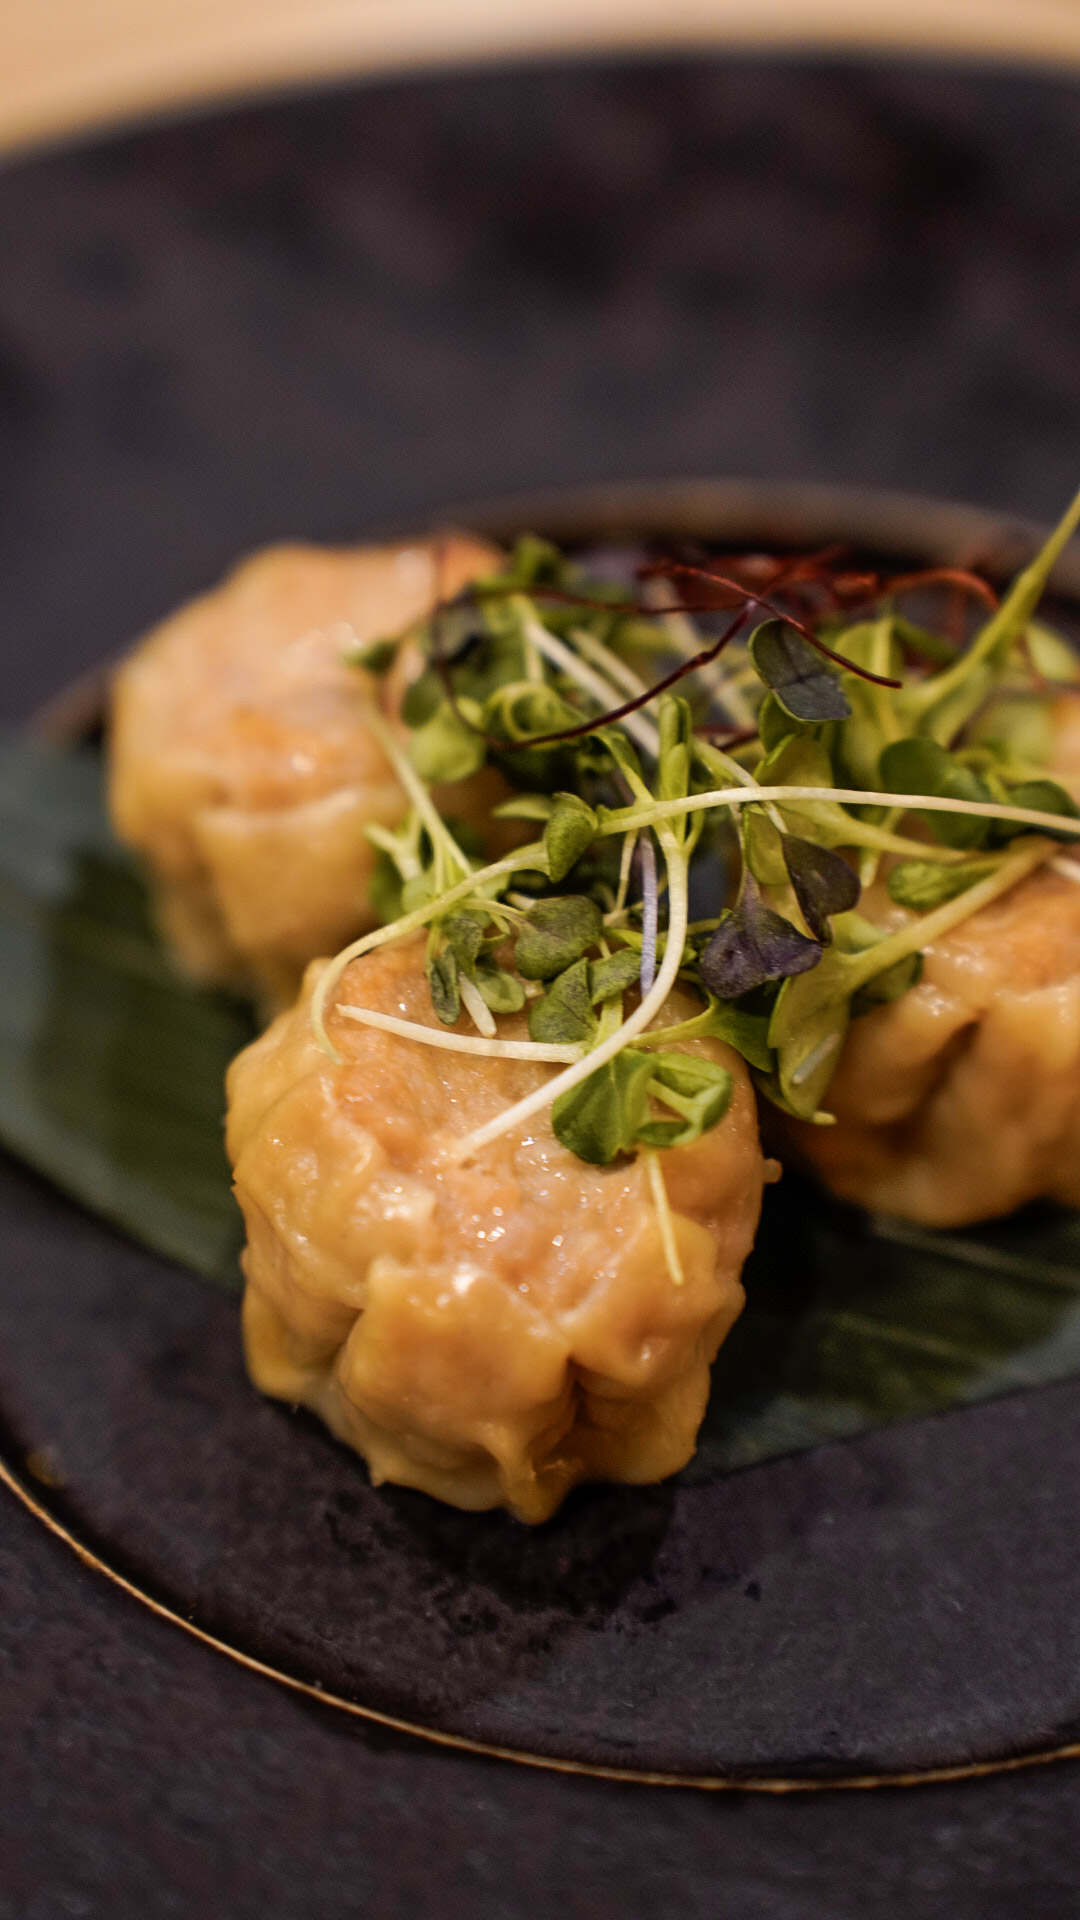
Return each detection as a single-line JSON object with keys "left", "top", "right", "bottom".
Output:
{"left": 780, "top": 836, "right": 861, "bottom": 941}
{"left": 699, "top": 872, "right": 822, "bottom": 999}
{"left": 748, "top": 619, "right": 853, "bottom": 722}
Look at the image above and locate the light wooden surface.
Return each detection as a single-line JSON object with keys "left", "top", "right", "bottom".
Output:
{"left": 2, "top": 0, "right": 1080, "bottom": 156}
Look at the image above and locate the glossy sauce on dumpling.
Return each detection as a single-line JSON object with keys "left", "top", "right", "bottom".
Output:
{"left": 227, "top": 939, "right": 769, "bottom": 1521}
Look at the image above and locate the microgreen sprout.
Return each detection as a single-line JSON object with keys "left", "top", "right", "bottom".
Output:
{"left": 312, "top": 497, "right": 1080, "bottom": 1181}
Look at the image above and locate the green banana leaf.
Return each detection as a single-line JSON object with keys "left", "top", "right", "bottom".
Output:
{"left": 2, "top": 730, "right": 1080, "bottom": 1471}
{"left": 0, "top": 733, "right": 255, "bottom": 1281}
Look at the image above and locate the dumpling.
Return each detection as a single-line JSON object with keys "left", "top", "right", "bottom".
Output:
{"left": 109, "top": 535, "right": 498, "bottom": 1007}
{"left": 783, "top": 859, "right": 1080, "bottom": 1227}
{"left": 226, "top": 938, "right": 768, "bottom": 1522}
{"left": 781, "top": 688, "right": 1080, "bottom": 1227}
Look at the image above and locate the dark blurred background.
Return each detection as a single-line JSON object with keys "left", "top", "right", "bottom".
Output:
{"left": 1, "top": 56, "right": 1079, "bottom": 725}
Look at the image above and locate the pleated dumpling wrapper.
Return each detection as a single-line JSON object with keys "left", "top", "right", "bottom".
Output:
{"left": 780, "top": 691, "right": 1080, "bottom": 1228}
{"left": 227, "top": 940, "right": 769, "bottom": 1523}
{"left": 109, "top": 535, "right": 499, "bottom": 1007}
{"left": 785, "top": 858, "right": 1080, "bottom": 1227}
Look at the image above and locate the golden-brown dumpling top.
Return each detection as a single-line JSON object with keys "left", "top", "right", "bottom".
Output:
{"left": 109, "top": 535, "right": 498, "bottom": 1005}
{"left": 227, "top": 938, "right": 769, "bottom": 1522}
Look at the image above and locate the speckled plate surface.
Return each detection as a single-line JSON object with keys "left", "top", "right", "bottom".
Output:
{"left": 4, "top": 55, "right": 1080, "bottom": 1801}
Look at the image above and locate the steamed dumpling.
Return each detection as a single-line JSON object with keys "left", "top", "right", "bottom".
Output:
{"left": 109, "top": 535, "right": 498, "bottom": 1006}
{"left": 785, "top": 860, "right": 1080, "bottom": 1227}
{"left": 226, "top": 939, "right": 769, "bottom": 1522}
{"left": 785, "top": 691, "right": 1080, "bottom": 1226}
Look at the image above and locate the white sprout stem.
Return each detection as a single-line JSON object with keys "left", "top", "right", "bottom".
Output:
{"left": 337, "top": 1004, "right": 581, "bottom": 1062}
{"left": 693, "top": 739, "right": 787, "bottom": 834}
{"left": 642, "top": 575, "right": 758, "bottom": 729}
{"left": 449, "top": 827, "right": 689, "bottom": 1164}
{"left": 646, "top": 1150, "right": 685, "bottom": 1287}
{"left": 365, "top": 707, "right": 472, "bottom": 880}
{"left": 458, "top": 974, "right": 497, "bottom": 1037}
{"left": 522, "top": 615, "right": 661, "bottom": 759}
{"left": 310, "top": 840, "right": 547, "bottom": 1059}
{"left": 603, "top": 785, "right": 1080, "bottom": 842}
{"left": 611, "top": 828, "right": 637, "bottom": 918}
{"left": 569, "top": 625, "right": 650, "bottom": 699}
{"left": 1051, "top": 855, "right": 1080, "bottom": 884}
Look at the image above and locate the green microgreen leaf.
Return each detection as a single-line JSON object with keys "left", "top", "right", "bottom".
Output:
{"left": 757, "top": 691, "right": 806, "bottom": 752}
{"left": 543, "top": 793, "right": 599, "bottom": 883}
{"left": 635, "top": 1052, "right": 734, "bottom": 1149}
{"left": 369, "top": 847, "right": 405, "bottom": 923}
{"left": 879, "top": 736, "right": 993, "bottom": 848}
{"left": 472, "top": 960, "right": 526, "bottom": 1014}
{"left": 887, "top": 859, "right": 998, "bottom": 911}
{"left": 527, "top": 958, "right": 598, "bottom": 1045}
{"left": 347, "top": 637, "right": 400, "bottom": 675}
{"left": 989, "top": 779, "right": 1079, "bottom": 842}
{"left": 781, "top": 835, "right": 861, "bottom": 941}
{"left": 1024, "top": 619, "right": 1080, "bottom": 683}
{"left": 492, "top": 794, "right": 556, "bottom": 822}
{"left": 443, "top": 910, "right": 488, "bottom": 972}
{"left": 409, "top": 698, "right": 486, "bottom": 784}
{"left": 699, "top": 873, "right": 822, "bottom": 1000}
{"left": 891, "top": 617, "right": 957, "bottom": 667}
{"left": 596, "top": 725, "right": 643, "bottom": 784}
{"left": 551, "top": 1049, "right": 657, "bottom": 1164}
{"left": 514, "top": 894, "right": 603, "bottom": 980}
{"left": 707, "top": 1002, "right": 775, "bottom": 1072}
{"left": 427, "top": 947, "right": 461, "bottom": 1026}
{"left": 767, "top": 945, "right": 855, "bottom": 1118}
{"left": 482, "top": 680, "right": 582, "bottom": 745}
{"left": 400, "top": 671, "right": 442, "bottom": 728}
{"left": 850, "top": 952, "right": 923, "bottom": 1014}
{"left": 743, "top": 809, "right": 789, "bottom": 886}
{"left": 588, "top": 946, "right": 641, "bottom": 1004}
{"left": 749, "top": 619, "right": 853, "bottom": 723}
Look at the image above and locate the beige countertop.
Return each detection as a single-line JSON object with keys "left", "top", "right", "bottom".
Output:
{"left": 2, "top": 0, "right": 1080, "bottom": 158}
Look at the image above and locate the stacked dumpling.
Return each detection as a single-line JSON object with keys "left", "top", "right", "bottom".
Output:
{"left": 227, "top": 941, "right": 769, "bottom": 1522}
{"left": 109, "top": 535, "right": 497, "bottom": 1007}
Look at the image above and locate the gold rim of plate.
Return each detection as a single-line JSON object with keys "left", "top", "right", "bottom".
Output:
{"left": 5, "top": 1448, "right": 1080, "bottom": 1793}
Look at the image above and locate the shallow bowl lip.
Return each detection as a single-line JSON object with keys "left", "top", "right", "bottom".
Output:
{"left": 447, "top": 474, "right": 1080, "bottom": 595}
{"left": 33, "top": 476, "right": 1080, "bottom": 745}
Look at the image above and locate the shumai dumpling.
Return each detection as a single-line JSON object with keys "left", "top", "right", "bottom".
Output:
{"left": 109, "top": 535, "right": 498, "bottom": 1007}
{"left": 785, "top": 690, "right": 1080, "bottom": 1227}
{"left": 226, "top": 939, "right": 769, "bottom": 1522}
{"left": 787, "top": 860, "right": 1080, "bottom": 1227}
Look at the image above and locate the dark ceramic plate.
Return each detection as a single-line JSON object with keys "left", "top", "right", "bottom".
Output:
{"left": 5, "top": 478, "right": 1080, "bottom": 1786}
{"left": 5, "top": 55, "right": 1080, "bottom": 1793}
